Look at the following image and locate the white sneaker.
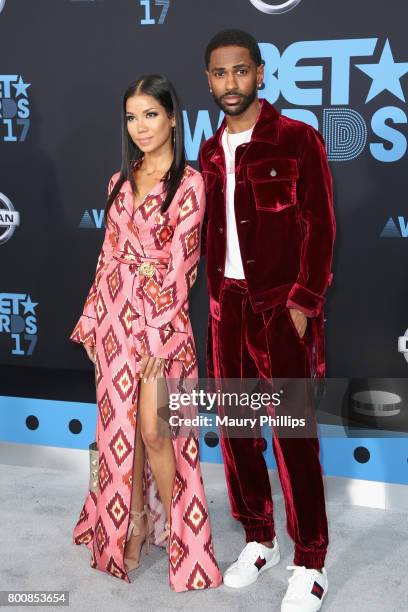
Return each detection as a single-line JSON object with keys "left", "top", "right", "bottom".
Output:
{"left": 281, "top": 565, "right": 328, "bottom": 611}
{"left": 223, "top": 538, "right": 280, "bottom": 588}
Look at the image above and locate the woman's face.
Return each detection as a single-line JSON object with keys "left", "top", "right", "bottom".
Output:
{"left": 125, "top": 93, "right": 175, "bottom": 155}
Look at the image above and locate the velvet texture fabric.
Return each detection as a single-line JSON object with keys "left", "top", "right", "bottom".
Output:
{"left": 207, "top": 278, "right": 329, "bottom": 569}
{"left": 199, "top": 98, "right": 336, "bottom": 377}
{"left": 200, "top": 99, "right": 335, "bottom": 569}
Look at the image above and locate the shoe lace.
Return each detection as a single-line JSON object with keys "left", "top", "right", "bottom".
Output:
{"left": 127, "top": 507, "right": 153, "bottom": 541}
{"left": 235, "top": 542, "right": 266, "bottom": 567}
{"left": 285, "top": 565, "right": 315, "bottom": 598}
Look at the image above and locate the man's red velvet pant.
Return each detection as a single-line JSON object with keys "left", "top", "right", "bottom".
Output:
{"left": 207, "top": 277, "right": 329, "bottom": 569}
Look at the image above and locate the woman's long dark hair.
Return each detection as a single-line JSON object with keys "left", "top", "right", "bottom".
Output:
{"left": 104, "top": 74, "right": 186, "bottom": 224}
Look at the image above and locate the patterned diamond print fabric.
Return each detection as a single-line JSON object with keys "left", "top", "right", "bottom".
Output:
{"left": 69, "top": 164, "right": 222, "bottom": 591}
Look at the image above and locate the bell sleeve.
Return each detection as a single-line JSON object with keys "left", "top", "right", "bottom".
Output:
{"left": 70, "top": 173, "right": 119, "bottom": 346}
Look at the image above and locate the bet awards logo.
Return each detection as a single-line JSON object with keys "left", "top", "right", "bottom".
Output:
{"left": 0, "top": 75, "right": 31, "bottom": 142}
{"left": 0, "top": 192, "right": 20, "bottom": 245}
{"left": 183, "top": 37, "right": 408, "bottom": 164}
{"left": 0, "top": 1, "right": 5, "bottom": 15}
{"left": 0, "top": 293, "right": 38, "bottom": 356}
{"left": 249, "top": 0, "right": 302, "bottom": 14}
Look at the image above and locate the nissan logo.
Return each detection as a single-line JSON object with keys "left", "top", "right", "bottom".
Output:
{"left": 0, "top": 192, "right": 20, "bottom": 245}
{"left": 249, "top": 0, "right": 302, "bottom": 14}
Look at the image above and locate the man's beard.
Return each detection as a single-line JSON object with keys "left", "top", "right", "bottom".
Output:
{"left": 212, "top": 87, "right": 258, "bottom": 116}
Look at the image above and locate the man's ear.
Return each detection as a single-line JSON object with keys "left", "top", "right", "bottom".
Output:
{"left": 206, "top": 70, "right": 212, "bottom": 90}
{"left": 257, "top": 62, "right": 265, "bottom": 87}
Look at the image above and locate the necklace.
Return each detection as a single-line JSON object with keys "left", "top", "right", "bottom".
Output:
{"left": 137, "top": 156, "right": 171, "bottom": 177}
{"left": 142, "top": 166, "right": 169, "bottom": 177}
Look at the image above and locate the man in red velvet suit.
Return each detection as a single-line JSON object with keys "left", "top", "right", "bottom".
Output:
{"left": 199, "top": 30, "right": 336, "bottom": 612}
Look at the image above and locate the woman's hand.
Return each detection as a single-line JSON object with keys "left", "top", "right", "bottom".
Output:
{"left": 139, "top": 354, "right": 166, "bottom": 382}
{"left": 83, "top": 342, "right": 96, "bottom": 363}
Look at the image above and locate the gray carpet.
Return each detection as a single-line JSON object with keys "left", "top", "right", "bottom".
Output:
{"left": 0, "top": 462, "right": 406, "bottom": 612}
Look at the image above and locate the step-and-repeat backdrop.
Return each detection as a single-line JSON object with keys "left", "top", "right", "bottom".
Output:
{"left": 1, "top": 1, "right": 408, "bottom": 490}
{"left": 1, "top": 0, "right": 408, "bottom": 380}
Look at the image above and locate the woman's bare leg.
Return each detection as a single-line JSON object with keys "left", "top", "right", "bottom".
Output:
{"left": 124, "top": 374, "right": 175, "bottom": 567}
{"left": 138, "top": 374, "right": 176, "bottom": 522}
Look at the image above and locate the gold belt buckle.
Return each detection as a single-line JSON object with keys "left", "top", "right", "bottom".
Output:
{"left": 138, "top": 261, "right": 155, "bottom": 277}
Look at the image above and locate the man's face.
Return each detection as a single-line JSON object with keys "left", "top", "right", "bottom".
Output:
{"left": 206, "top": 46, "right": 263, "bottom": 116}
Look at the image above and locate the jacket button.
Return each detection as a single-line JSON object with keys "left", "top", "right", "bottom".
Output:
{"left": 240, "top": 219, "right": 249, "bottom": 224}
{"left": 217, "top": 267, "right": 222, "bottom": 272}
{"left": 214, "top": 306, "right": 219, "bottom": 315}
{"left": 246, "top": 259, "right": 255, "bottom": 263}
{"left": 218, "top": 227, "right": 224, "bottom": 233}
{"left": 270, "top": 168, "right": 277, "bottom": 177}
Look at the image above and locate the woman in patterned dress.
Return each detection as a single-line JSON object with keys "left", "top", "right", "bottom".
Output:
{"left": 69, "top": 74, "right": 222, "bottom": 592}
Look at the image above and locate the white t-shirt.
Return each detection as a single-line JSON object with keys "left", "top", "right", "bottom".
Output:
{"left": 221, "top": 125, "right": 254, "bottom": 278}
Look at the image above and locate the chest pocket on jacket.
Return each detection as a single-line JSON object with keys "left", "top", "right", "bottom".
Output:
{"left": 247, "top": 158, "right": 299, "bottom": 212}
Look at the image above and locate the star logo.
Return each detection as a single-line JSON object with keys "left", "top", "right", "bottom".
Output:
{"left": 21, "top": 295, "right": 38, "bottom": 315}
{"left": 356, "top": 39, "right": 408, "bottom": 103}
{"left": 12, "top": 76, "right": 31, "bottom": 98}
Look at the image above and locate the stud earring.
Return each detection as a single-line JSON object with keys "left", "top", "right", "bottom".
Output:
{"left": 209, "top": 88, "right": 213, "bottom": 93}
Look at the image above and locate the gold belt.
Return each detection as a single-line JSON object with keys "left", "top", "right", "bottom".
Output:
{"left": 112, "top": 251, "right": 169, "bottom": 277}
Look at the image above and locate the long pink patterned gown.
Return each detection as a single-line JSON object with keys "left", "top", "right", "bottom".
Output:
{"left": 69, "top": 163, "right": 222, "bottom": 591}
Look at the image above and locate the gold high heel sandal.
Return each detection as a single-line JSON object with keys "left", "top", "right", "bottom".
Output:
{"left": 156, "top": 520, "right": 170, "bottom": 553}
{"left": 124, "top": 506, "right": 154, "bottom": 572}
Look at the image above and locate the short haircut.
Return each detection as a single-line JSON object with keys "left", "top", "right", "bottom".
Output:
{"left": 205, "top": 29, "right": 262, "bottom": 68}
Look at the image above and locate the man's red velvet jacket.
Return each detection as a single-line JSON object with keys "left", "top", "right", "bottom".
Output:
{"left": 199, "top": 98, "right": 336, "bottom": 377}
